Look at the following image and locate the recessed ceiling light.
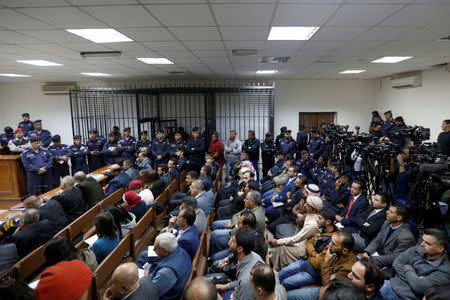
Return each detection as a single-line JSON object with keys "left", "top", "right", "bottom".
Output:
{"left": 81, "top": 72, "right": 111, "bottom": 77}
{"left": 268, "top": 26, "right": 320, "bottom": 41}
{"left": 66, "top": 29, "right": 133, "bottom": 43}
{"left": 137, "top": 58, "right": 174, "bottom": 65}
{"left": 0, "top": 73, "right": 31, "bottom": 77}
{"left": 256, "top": 70, "right": 278, "bottom": 74}
{"left": 339, "top": 70, "right": 366, "bottom": 74}
{"left": 371, "top": 56, "right": 412, "bottom": 63}
{"left": 16, "top": 60, "right": 62, "bottom": 66}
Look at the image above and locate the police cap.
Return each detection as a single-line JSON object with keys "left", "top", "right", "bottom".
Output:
{"left": 22, "top": 113, "right": 30, "bottom": 117}
{"left": 33, "top": 119, "right": 42, "bottom": 124}
{"left": 395, "top": 116, "right": 404, "bottom": 122}
{"left": 30, "top": 136, "right": 40, "bottom": 142}
{"left": 300, "top": 150, "right": 308, "bottom": 156}
{"left": 286, "top": 129, "right": 292, "bottom": 133}
{"left": 4, "top": 126, "right": 13, "bottom": 134}
{"left": 280, "top": 126, "right": 287, "bottom": 133}
{"left": 108, "top": 131, "right": 116, "bottom": 137}
{"left": 265, "top": 132, "right": 272, "bottom": 137}
{"left": 299, "top": 124, "right": 305, "bottom": 130}
{"left": 141, "top": 130, "right": 148, "bottom": 135}
{"left": 157, "top": 130, "right": 165, "bottom": 134}
{"left": 384, "top": 110, "right": 392, "bottom": 116}
{"left": 52, "top": 135, "right": 61, "bottom": 142}
{"left": 248, "top": 130, "right": 255, "bottom": 135}
{"left": 73, "top": 135, "right": 81, "bottom": 140}
{"left": 372, "top": 110, "right": 380, "bottom": 117}
{"left": 124, "top": 127, "right": 131, "bottom": 132}
{"left": 89, "top": 128, "right": 98, "bottom": 134}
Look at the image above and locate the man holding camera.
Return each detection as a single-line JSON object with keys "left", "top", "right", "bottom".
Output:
{"left": 438, "top": 119, "right": 450, "bottom": 156}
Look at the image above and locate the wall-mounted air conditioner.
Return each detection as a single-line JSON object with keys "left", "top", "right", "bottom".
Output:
{"left": 391, "top": 71, "right": 422, "bottom": 88}
{"left": 41, "top": 82, "right": 77, "bottom": 95}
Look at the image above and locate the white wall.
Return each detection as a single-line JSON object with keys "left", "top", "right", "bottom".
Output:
{"left": 374, "top": 66, "right": 450, "bottom": 142}
{"left": 0, "top": 82, "right": 73, "bottom": 145}
{"left": 274, "top": 79, "right": 378, "bottom": 134}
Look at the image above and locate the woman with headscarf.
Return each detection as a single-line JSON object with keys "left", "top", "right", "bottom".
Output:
{"left": 121, "top": 191, "right": 148, "bottom": 222}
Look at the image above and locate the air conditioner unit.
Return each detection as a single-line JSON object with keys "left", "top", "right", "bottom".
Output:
{"left": 41, "top": 82, "right": 77, "bottom": 95}
{"left": 391, "top": 71, "right": 422, "bottom": 88}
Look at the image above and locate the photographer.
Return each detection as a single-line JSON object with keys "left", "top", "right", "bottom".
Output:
{"left": 386, "top": 116, "right": 407, "bottom": 147}
{"left": 437, "top": 119, "right": 450, "bottom": 156}
{"left": 392, "top": 147, "right": 416, "bottom": 206}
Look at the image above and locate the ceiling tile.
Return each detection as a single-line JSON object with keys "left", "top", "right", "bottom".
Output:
{"left": 142, "top": 41, "right": 188, "bottom": 51}
{"left": 18, "top": 7, "right": 107, "bottom": 28}
{"left": 192, "top": 50, "right": 228, "bottom": 57}
{"left": 212, "top": 4, "right": 274, "bottom": 26}
{"left": 67, "top": 0, "right": 138, "bottom": 4}
{"left": 0, "top": 30, "right": 41, "bottom": 44}
{"left": 0, "top": 0, "right": 69, "bottom": 7}
{"left": 327, "top": 4, "right": 404, "bottom": 26}
{"left": 170, "top": 27, "right": 221, "bottom": 41}
{"left": 346, "top": 0, "right": 412, "bottom": 3}
{"left": 100, "top": 42, "right": 159, "bottom": 57}
{"left": 220, "top": 27, "right": 268, "bottom": 41}
{"left": 0, "top": 9, "right": 54, "bottom": 30}
{"left": 379, "top": 4, "right": 450, "bottom": 27}
{"left": 312, "top": 27, "right": 368, "bottom": 41}
{"left": 280, "top": 0, "right": 345, "bottom": 3}
{"left": 145, "top": 4, "right": 215, "bottom": 26}
{"left": 119, "top": 27, "right": 176, "bottom": 42}
{"left": 273, "top": 4, "right": 339, "bottom": 26}
{"left": 64, "top": 42, "right": 113, "bottom": 52}
{"left": 184, "top": 41, "right": 225, "bottom": 51}
{"left": 140, "top": 0, "right": 206, "bottom": 3}
{"left": 80, "top": 5, "right": 160, "bottom": 27}
{"left": 224, "top": 40, "right": 265, "bottom": 49}
{"left": 18, "top": 29, "right": 89, "bottom": 43}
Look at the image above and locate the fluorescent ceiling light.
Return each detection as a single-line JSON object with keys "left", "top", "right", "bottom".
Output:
{"left": 81, "top": 51, "right": 121, "bottom": 59}
{"left": 268, "top": 26, "right": 320, "bottom": 40}
{"left": 16, "top": 60, "right": 62, "bottom": 66}
{"left": 137, "top": 58, "right": 174, "bottom": 65}
{"left": 0, "top": 73, "right": 31, "bottom": 77}
{"left": 256, "top": 70, "right": 278, "bottom": 74}
{"left": 371, "top": 56, "right": 412, "bottom": 63}
{"left": 81, "top": 72, "right": 110, "bottom": 77}
{"left": 66, "top": 29, "right": 133, "bottom": 43}
{"left": 339, "top": 70, "right": 366, "bottom": 74}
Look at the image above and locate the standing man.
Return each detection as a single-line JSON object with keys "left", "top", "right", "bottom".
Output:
{"left": 102, "top": 132, "right": 120, "bottom": 165}
{"left": 381, "top": 110, "right": 394, "bottom": 136}
{"left": 437, "top": 119, "right": 450, "bottom": 156}
{"left": 187, "top": 126, "right": 206, "bottom": 173}
{"left": 209, "top": 131, "right": 225, "bottom": 167}
{"left": 224, "top": 130, "right": 242, "bottom": 172}
{"left": 69, "top": 135, "right": 88, "bottom": 174}
{"left": 261, "top": 132, "right": 276, "bottom": 178}
{"left": 118, "top": 127, "right": 136, "bottom": 161}
{"left": 168, "top": 131, "right": 186, "bottom": 158}
{"left": 18, "top": 113, "right": 34, "bottom": 135}
{"left": 242, "top": 130, "right": 260, "bottom": 180}
{"left": 21, "top": 136, "right": 53, "bottom": 195}
{"left": 151, "top": 130, "right": 169, "bottom": 169}
{"left": 388, "top": 116, "right": 407, "bottom": 147}
{"left": 296, "top": 125, "right": 308, "bottom": 154}
{"left": 135, "top": 130, "right": 151, "bottom": 157}
{"left": 308, "top": 129, "right": 324, "bottom": 160}
{"left": 8, "top": 128, "right": 30, "bottom": 155}
{"left": 48, "top": 135, "right": 71, "bottom": 188}
{"left": 369, "top": 113, "right": 384, "bottom": 139}
{"left": 28, "top": 120, "right": 52, "bottom": 148}
{"left": 86, "top": 128, "right": 105, "bottom": 172}
{"left": 275, "top": 127, "right": 287, "bottom": 150}
{"left": 278, "top": 130, "right": 297, "bottom": 158}
{"left": 0, "top": 127, "right": 14, "bottom": 153}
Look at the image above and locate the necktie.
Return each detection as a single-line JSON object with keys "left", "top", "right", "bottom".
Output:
{"left": 345, "top": 197, "right": 355, "bottom": 218}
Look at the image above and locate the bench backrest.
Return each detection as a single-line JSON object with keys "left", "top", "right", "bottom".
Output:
{"left": 68, "top": 204, "right": 102, "bottom": 242}
{"left": 101, "top": 187, "right": 126, "bottom": 207}
{"left": 130, "top": 208, "right": 156, "bottom": 260}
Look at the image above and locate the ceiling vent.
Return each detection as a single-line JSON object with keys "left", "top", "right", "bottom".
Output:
{"left": 440, "top": 35, "right": 450, "bottom": 41}
{"left": 231, "top": 49, "right": 257, "bottom": 56}
{"left": 391, "top": 71, "right": 422, "bottom": 89}
{"left": 260, "top": 56, "right": 290, "bottom": 63}
{"left": 80, "top": 51, "right": 121, "bottom": 59}
{"left": 315, "top": 59, "right": 337, "bottom": 64}
{"left": 169, "top": 71, "right": 185, "bottom": 75}
{"left": 41, "top": 82, "right": 77, "bottom": 95}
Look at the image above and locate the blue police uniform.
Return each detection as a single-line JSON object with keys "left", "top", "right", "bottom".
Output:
{"left": 151, "top": 138, "right": 169, "bottom": 168}
{"left": 310, "top": 164, "right": 326, "bottom": 184}
{"left": 381, "top": 120, "right": 394, "bottom": 136}
{"left": 388, "top": 123, "right": 407, "bottom": 147}
{"left": 369, "top": 120, "right": 384, "bottom": 138}
{"left": 0, "top": 133, "right": 14, "bottom": 149}
{"left": 17, "top": 121, "right": 34, "bottom": 135}
{"left": 186, "top": 137, "right": 205, "bottom": 172}
{"left": 296, "top": 157, "right": 316, "bottom": 178}
{"left": 8, "top": 137, "right": 29, "bottom": 155}
{"left": 323, "top": 182, "right": 352, "bottom": 214}
{"left": 176, "top": 156, "right": 188, "bottom": 173}
{"left": 261, "top": 139, "right": 276, "bottom": 177}
{"left": 296, "top": 131, "right": 308, "bottom": 152}
{"left": 135, "top": 139, "right": 151, "bottom": 155}
{"left": 28, "top": 129, "right": 52, "bottom": 148}
{"left": 278, "top": 138, "right": 297, "bottom": 157}
{"left": 86, "top": 137, "right": 105, "bottom": 172}
{"left": 309, "top": 137, "right": 324, "bottom": 159}
{"left": 21, "top": 147, "right": 53, "bottom": 195}
{"left": 118, "top": 136, "right": 136, "bottom": 161}
{"left": 168, "top": 140, "right": 186, "bottom": 157}
{"left": 70, "top": 144, "right": 89, "bottom": 174}
{"left": 102, "top": 140, "right": 120, "bottom": 165}
{"left": 48, "top": 144, "right": 72, "bottom": 188}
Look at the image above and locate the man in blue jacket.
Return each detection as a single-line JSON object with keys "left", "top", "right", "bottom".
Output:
{"left": 118, "top": 127, "right": 136, "bottom": 161}
{"left": 105, "top": 164, "right": 130, "bottom": 196}
{"left": 48, "top": 135, "right": 72, "bottom": 188}
{"left": 18, "top": 112, "right": 34, "bottom": 135}
{"left": 86, "top": 128, "right": 105, "bottom": 172}
{"left": 69, "top": 135, "right": 89, "bottom": 174}
{"left": 263, "top": 165, "right": 299, "bottom": 212}
{"left": 186, "top": 127, "right": 205, "bottom": 173}
{"left": 102, "top": 132, "right": 120, "bottom": 165}
{"left": 308, "top": 129, "right": 323, "bottom": 160}
{"left": 28, "top": 120, "right": 52, "bottom": 148}
{"left": 152, "top": 130, "right": 169, "bottom": 169}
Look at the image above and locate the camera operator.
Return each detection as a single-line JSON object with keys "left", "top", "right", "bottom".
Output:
{"left": 437, "top": 119, "right": 450, "bottom": 156}
{"left": 380, "top": 110, "right": 394, "bottom": 135}
{"left": 385, "top": 116, "right": 407, "bottom": 147}
{"left": 391, "top": 146, "right": 416, "bottom": 206}
{"left": 369, "top": 112, "right": 384, "bottom": 139}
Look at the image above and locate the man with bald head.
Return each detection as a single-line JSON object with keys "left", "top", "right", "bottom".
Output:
{"left": 23, "top": 195, "right": 67, "bottom": 234}
{"left": 183, "top": 277, "right": 218, "bottom": 300}
{"left": 74, "top": 171, "right": 105, "bottom": 208}
{"left": 105, "top": 164, "right": 131, "bottom": 196}
{"left": 105, "top": 262, "right": 158, "bottom": 300}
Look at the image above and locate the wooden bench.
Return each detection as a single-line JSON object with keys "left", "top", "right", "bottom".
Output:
{"left": 130, "top": 208, "right": 157, "bottom": 260}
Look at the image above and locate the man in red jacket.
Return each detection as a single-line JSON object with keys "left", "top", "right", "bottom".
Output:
{"left": 209, "top": 131, "right": 225, "bottom": 166}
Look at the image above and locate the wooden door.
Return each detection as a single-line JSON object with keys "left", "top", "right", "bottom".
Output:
{"left": 298, "top": 112, "right": 336, "bottom": 133}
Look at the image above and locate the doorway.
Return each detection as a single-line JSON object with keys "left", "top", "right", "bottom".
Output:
{"left": 298, "top": 112, "right": 336, "bottom": 132}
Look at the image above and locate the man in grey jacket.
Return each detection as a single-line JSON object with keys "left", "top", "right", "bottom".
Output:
{"left": 380, "top": 228, "right": 450, "bottom": 300}
{"left": 224, "top": 130, "right": 242, "bottom": 171}
{"left": 362, "top": 203, "right": 415, "bottom": 277}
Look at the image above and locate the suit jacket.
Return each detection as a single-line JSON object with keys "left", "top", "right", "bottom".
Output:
{"left": 136, "top": 158, "right": 152, "bottom": 173}
{"left": 196, "top": 190, "right": 214, "bottom": 215}
{"left": 105, "top": 172, "right": 130, "bottom": 196}
{"left": 355, "top": 207, "right": 388, "bottom": 241}
{"left": 124, "top": 276, "right": 159, "bottom": 300}
{"left": 126, "top": 168, "right": 140, "bottom": 181}
{"left": 339, "top": 194, "right": 369, "bottom": 227}
{"left": 77, "top": 177, "right": 105, "bottom": 208}
{"left": 0, "top": 243, "right": 18, "bottom": 275}
{"left": 176, "top": 225, "right": 200, "bottom": 260}
{"left": 52, "top": 187, "right": 88, "bottom": 223}
{"left": 38, "top": 199, "right": 68, "bottom": 234}
{"left": 273, "top": 177, "right": 296, "bottom": 202}
{"left": 364, "top": 221, "right": 415, "bottom": 269}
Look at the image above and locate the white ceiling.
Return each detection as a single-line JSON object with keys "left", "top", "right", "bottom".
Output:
{"left": 0, "top": 0, "right": 449, "bottom": 82}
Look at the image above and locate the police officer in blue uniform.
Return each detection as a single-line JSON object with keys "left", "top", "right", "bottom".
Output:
{"left": 102, "top": 132, "right": 120, "bottom": 165}
{"left": 310, "top": 155, "right": 327, "bottom": 184}
{"left": 86, "top": 128, "right": 105, "bottom": 172}
{"left": 308, "top": 129, "right": 324, "bottom": 160}
{"left": 278, "top": 129, "right": 297, "bottom": 158}
{"left": 323, "top": 171, "right": 352, "bottom": 214}
{"left": 48, "top": 135, "right": 71, "bottom": 188}
{"left": 135, "top": 130, "right": 151, "bottom": 157}
{"left": 261, "top": 132, "right": 276, "bottom": 177}
{"left": 8, "top": 128, "right": 29, "bottom": 155}
{"left": 387, "top": 116, "right": 407, "bottom": 147}
{"left": 275, "top": 127, "right": 287, "bottom": 150}
{"left": 186, "top": 127, "right": 205, "bottom": 173}
{"left": 27, "top": 120, "right": 52, "bottom": 148}
{"left": 70, "top": 135, "right": 89, "bottom": 174}
{"left": 369, "top": 112, "right": 384, "bottom": 138}
{"left": 151, "top": 130, "right": 169, "bottom": 169}
{"left": 168, "top": 131, "right": 186, "bottom": 157}
{"left": 296, "top": 150, "right": 316, "bottom": 178}
{"left": 118, "top": 127, "right": 136, "bottom": 161}
{"left": 380, "top": 110, "right": 394, "bottom": 136}
{"left": 0, "top": 127, "right": 14, "bottom": 153}
{"left": 175, "top": 148, "right": 188, "bottom": 173}
{"left": 296, "top": 124, "right": 308, "bottom": 154}
{"left": 18, "top": 113, "right": 34, "bottom": 135}
{"left": 21, "top": 136, "right": 53, "bottom": 195}
{"left": 242, "top": 130, "right": 260, "bottom": 180}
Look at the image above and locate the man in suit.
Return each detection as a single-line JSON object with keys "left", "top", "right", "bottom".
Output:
{"left": 23, "top": 195, "right": 68, "bottom": 234}
{"left": 105, "top": 164, "right": 131, "bottom": 196}
{"left": 191, "top": 179, "right": 214, "bottom": 215}
{"left": 335, "top": 180, "right": 369, "bottom": 229}
{"left": 362, "top": 203, "right": 415, "bottom": 277}
{"left": 105, "top": 262, "right": 158, "bottom": 300}
{"left": 0, "top": 209, "right": 53, "bottom": 259}
{"left": 345, "top": 193, "right": 389, "bottom": 252}
{"left": 74, "top": 171, "right": 105, "bottom": 208}
{"left": 49, "top": 176, "right": 87, "bottom": 224}
{"left": 263, "top": 165, "right": 299, "bottom": 212}
{"left": 123, "top": 159, "right": 139, "bottom": 181}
